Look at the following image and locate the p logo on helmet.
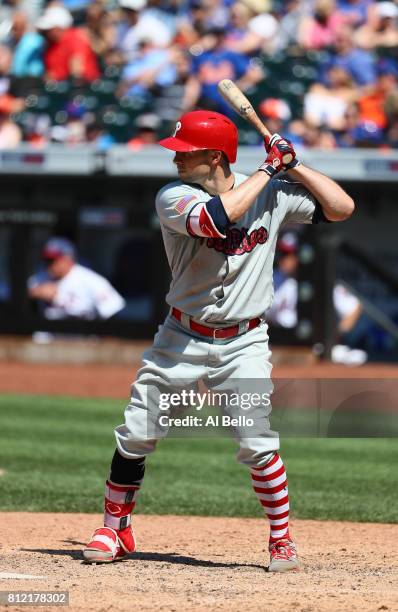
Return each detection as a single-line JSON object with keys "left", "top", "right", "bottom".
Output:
{"left": 173, "top": 121, "right": 182, "bottom": 137}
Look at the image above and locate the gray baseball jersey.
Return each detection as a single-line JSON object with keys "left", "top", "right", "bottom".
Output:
{"left": 116, "top": 172, "right": 321, "bottom": 463}
{"left": 156, "top": 173, "right": 317, "bottom": 324}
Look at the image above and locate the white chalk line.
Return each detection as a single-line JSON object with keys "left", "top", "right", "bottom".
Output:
{"left": 0, "top": 572, "right": 46, "bottom": 580}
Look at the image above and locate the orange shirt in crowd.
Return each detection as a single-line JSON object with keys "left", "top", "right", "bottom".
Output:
{"left": 44, "top": 28, "right": 100, "bottom": 81}
{"left": 358, "top": 91, "right": 387, "bottom": 128}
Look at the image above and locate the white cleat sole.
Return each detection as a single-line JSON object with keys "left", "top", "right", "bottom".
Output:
{"left": 82, "top": 548, "right": 116, "bottom": 564}
{"left": 268, "top": 559, "right": 300, "bottom": 572}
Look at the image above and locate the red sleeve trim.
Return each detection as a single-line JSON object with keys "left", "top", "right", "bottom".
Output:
{"left": 187, "top": 203, "right": 226, "bottom": 239}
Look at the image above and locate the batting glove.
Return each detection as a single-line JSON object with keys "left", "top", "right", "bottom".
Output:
{"left": 259, "top": 133, "right": 300, "bottom": 176}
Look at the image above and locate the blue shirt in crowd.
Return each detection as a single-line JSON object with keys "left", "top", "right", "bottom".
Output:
{"left": 321, "top": 48, "right": 376, "bottom": 86}
{"left": 11, "top": 32, "right": 44, "bottom": 78}
{"left": 192, "top": 49, "right": 249, "bottom": 115}
{"left": 122, "top": 49, "right": 177, "bottom": 99}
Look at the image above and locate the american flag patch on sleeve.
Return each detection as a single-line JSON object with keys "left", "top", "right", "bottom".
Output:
{"left": 174, "top": 195, "right": 196, "bottom": 214}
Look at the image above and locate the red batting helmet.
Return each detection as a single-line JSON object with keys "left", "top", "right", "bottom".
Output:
{"left": 158, "top": 110, "right": 238, "bottom": 163}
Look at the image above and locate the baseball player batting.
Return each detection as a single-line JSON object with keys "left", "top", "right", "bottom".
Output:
{"left": 83, "top": 110, "right": 354, "bottom": 571}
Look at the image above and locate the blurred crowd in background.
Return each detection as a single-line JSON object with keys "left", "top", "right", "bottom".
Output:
{"left": 0, "top": 0, "right": 397, "bottom": 149}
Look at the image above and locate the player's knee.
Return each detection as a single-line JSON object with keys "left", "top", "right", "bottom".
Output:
{"left": 236, "top": 446, "right": 277, "bottom": 468}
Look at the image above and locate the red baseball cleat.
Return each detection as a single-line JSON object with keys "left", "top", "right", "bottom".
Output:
{"left": 82, "top": 525, "right": 136, "bottom": 564}
{"left": 268, "top": 533, "right": 300, "bottom": 572}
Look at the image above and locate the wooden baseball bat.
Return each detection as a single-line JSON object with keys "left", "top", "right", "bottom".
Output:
{"left": 217, "top": 79, "right": 272, "bottom": 139}
{"left": 217, "top": 79, "right": 294, "bottom": 165}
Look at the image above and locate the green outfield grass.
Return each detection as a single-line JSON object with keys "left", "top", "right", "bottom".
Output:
{"left": 0, "top": 394, "right": 396, "bottom": 522}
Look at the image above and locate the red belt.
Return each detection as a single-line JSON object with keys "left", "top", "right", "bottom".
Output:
{"left": 171, "top": 307, "right": 261, "bottom": 340}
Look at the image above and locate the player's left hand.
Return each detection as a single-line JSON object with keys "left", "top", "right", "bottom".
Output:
{"left": 264, "top": 133, "right": 300, "bottom": 170}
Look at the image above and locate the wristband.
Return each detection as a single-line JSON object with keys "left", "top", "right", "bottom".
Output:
{"left": 285, "top": 158, "right": 301, "bottom": 171}
{"left": 258, "top": 162, "right": 279, "bottom": 177}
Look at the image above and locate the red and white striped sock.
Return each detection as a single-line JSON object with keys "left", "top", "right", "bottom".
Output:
{"left": 251, "top": 453, "right": 290, "bottom": 542}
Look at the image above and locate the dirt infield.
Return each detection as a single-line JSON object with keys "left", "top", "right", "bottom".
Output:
{"left": 1, "top": 361, "right": 397, "bottom": 611}
{"left": 0, "top": 513, "right": 396, "bottom": 612}
{"left": 0, "top": 361, "right": 397, "bottom": 398}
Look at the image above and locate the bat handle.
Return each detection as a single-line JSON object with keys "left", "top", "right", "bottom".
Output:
{"left": 251, "top": 115, "right": 272, "bottom": 140}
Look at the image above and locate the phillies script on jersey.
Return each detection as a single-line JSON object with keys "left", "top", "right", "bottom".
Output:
{"left": 207, "top": 226, "right": 269, "bottom": 255}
